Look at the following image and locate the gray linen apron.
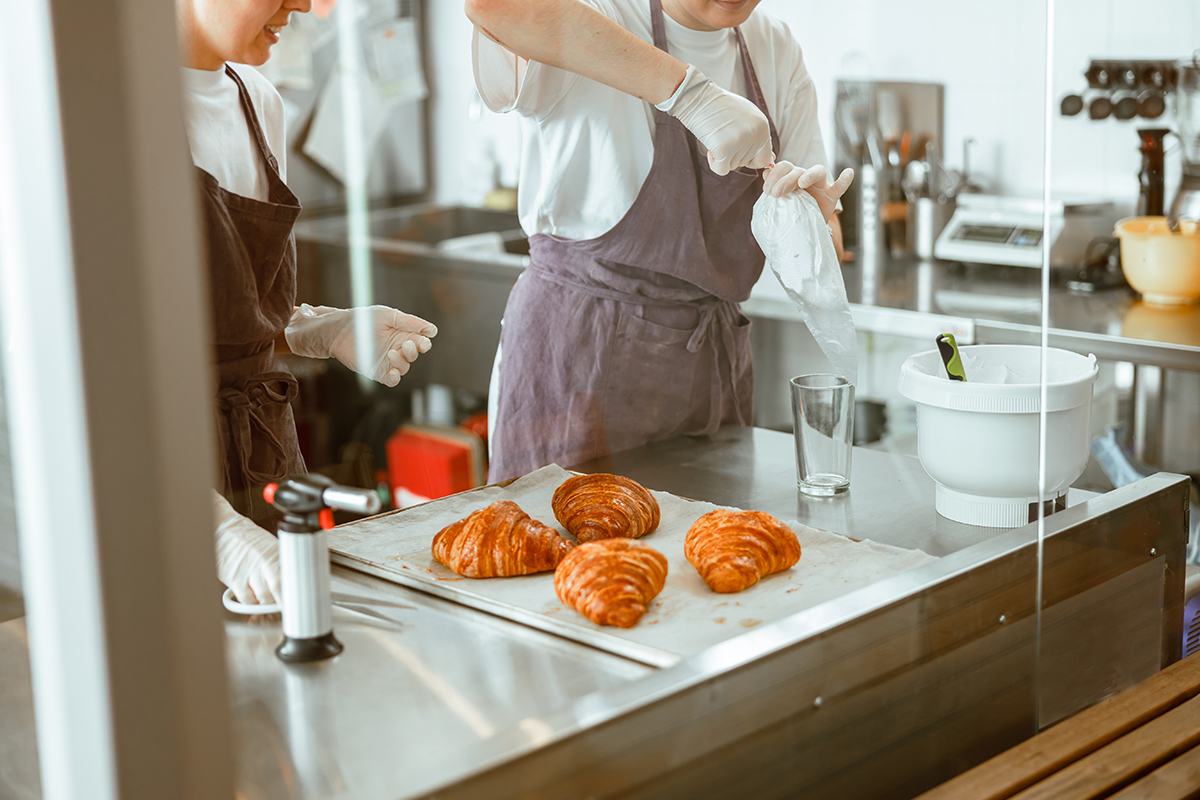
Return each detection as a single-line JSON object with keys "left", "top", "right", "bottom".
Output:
{"left": 489, "top": 0, "right": 780, "bottom": 481}
{"left": 198, "top": 66, "right": 306, "bottom": 527}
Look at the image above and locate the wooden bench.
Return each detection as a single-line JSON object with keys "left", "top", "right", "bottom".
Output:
{"left": 916, "top": 654, "right": 1200, "bottom": 800}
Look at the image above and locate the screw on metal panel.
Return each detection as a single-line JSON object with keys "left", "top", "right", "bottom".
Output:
{"left": 813, "top": 696, "right": 823, "bottom": 708}
{"left": 999, "top": 615, "right": 1008, "bottom": 624}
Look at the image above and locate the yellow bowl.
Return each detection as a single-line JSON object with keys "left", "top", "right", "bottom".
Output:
{"left": 1113, "top": 216, "right": 1200, "bottom": 305}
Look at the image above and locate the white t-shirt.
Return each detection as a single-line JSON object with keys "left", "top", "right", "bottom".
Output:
{"left": 181, "top": 62, "right": 287, "bottom": 202}
{"left": 472, "top": 0, "right": 830, "bottom": 241}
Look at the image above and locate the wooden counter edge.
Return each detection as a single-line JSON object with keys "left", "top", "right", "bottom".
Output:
{"left": 914, "top": 654, "right": 1200, "bottom": 800}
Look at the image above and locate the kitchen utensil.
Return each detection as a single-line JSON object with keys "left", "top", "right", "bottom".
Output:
{"left": 958, "top": 137, "right": 985, "bottom": 195}
{"left": 902, "top": 160, "right": 930, "bottom": 202}
{"left": 221, "top": 589, "right": 414, "bottom": 617}
{"left": 909, "top": 196, "right": 955, "bottom": 258}
{"left": 898, "top": 345, "right": 1099, "bottom": 527}
{"left": 935, "top": 333, "right": 967, "bottom": 381}
{"left": 1113, "top": 216, "right": 1200, "bottom": 305}
{"left": 790, "top": 374, "right": 855, "bottom": 496}
{"left": 265, "top": 474, "right": 382, "bottom": 662}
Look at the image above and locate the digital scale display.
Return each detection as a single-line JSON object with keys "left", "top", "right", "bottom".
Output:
{"left": 953, "top": 224, "right": 1043, "bottom": 247}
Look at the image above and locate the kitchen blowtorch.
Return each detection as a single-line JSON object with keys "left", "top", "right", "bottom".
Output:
{"left": 263, "top": 475, "right": 382, "bottom": 662}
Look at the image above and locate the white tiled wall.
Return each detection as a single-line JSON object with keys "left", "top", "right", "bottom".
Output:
{"left": 429, "top": 0, "right": 1199, "bottom": 212}
{"left": 758, "top": 0, "right": 1197, "bottom": 208}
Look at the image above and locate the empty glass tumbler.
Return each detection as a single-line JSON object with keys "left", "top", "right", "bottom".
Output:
{"left": 790, "top": 375, "right": 855, "bottom": 496}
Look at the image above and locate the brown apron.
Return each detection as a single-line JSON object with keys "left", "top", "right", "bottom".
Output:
{"left": 489, "top": 0, "right": 780, "bottom": 481}
{"left": 198, "top": 66, "right": 305, "bottom": 525}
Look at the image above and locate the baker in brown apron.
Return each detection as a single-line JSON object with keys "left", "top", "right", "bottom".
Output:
{"left": 199, "top": 65, "right": 305, "bottom": 527}
{"left": 489, "top": 0, "right": 780, "bottom": 481}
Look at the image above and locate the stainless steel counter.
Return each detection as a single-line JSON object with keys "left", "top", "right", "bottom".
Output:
{"left": 573, "top": 425, "right": 1095, "bottom": 558}
{"left": 0, "top": 428, "right": 1190, "bottom": 800}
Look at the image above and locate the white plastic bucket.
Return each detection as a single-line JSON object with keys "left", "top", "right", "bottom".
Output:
{"left": 898, "top": 345, "right": 1099, "bottom": 527}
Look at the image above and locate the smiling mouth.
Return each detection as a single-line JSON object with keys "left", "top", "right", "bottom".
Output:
{"left": 265, "top": 24, "right": 283, "bottom": 34}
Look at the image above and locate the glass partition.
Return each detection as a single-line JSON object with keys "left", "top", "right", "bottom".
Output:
{"left": 1035, "top": 0, "right": 1200, "bottom": 731}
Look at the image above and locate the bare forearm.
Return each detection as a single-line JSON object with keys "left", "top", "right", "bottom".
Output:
{"left": 465, "top": 0, "right": 687, "bottom": 104}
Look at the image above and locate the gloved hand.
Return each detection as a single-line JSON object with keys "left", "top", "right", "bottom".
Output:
{"left": 284, "top": 304, "right": 437, "bottom": 388}
{"left": 213, "top": 492, "right": 281, "bottom": 606}
{"left": 763, "top": 162, "right": 855, "bottom": 222}
{"left": 656, "top": 64, "right": 774, "bottom": 176}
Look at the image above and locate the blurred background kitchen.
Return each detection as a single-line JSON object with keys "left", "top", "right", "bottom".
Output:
{"left": 3, "top": 0, "right": 1199, "bottom": 602}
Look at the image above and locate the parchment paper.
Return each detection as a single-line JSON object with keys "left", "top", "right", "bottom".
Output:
{"left": 327, "top": 465, "right": 938, "bottom": 666}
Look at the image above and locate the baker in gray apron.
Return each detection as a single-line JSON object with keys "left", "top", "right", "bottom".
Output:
{"left": 489, "top": 0, "right": 780, "bottom": 481}
{"left": 199, "top": 65, "right": 305, "bottom": 526}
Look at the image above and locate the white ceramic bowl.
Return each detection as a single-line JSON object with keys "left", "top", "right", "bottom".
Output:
{"left": 898, "top": 345, "right": 1098, "bottom": 528}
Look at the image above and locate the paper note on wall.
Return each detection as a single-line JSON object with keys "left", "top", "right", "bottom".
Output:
{"left": 365, "top": 18, "right": 427, "bottom": 104}
{"left": 301, "top": 66, "right": 389, "bottom": 184}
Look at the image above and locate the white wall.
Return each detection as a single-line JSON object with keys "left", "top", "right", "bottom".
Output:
{"left": 427, "top": 0, "right": 1199, "bottom": 212}
{"left": 426, "top": 1, "right": 522, "bottom": 206}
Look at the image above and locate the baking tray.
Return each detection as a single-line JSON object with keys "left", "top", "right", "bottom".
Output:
{"left": 327, "top": 465, "right": 938, "bottom": 667}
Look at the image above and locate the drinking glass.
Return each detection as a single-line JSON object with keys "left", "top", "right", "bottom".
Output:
{"left": 790, "top": 374, "right": 855, "bottom": 496}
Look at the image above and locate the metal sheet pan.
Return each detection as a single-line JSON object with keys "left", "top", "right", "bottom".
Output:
{"left": 327, "top": 465, "right": 937, "bottom": 668}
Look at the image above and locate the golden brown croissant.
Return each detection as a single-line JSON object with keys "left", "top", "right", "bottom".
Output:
{"left": 554, "top": 539, "right": 668, "bottom": 628}
{"left": 552, "top": 473, "right": 660, "bottom": 543}
{"left": 432, "top": 500, "right": 574, "bottom": 578}
{"left": 684, "top": 509, "right": 801, "bottom": 593}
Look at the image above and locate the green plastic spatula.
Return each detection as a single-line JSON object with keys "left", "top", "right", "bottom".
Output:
{"left": 936, "top": 333, "right": 967, "bottom": 382}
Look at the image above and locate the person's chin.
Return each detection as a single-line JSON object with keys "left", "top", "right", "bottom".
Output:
{"left": 706, "top": 0, "right": 755, "bottom": 26}
{"left": 242, "top": 48, "right": 272, "bottom": 67}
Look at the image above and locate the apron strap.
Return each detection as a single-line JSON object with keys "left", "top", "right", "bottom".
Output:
{"left": 224, "top": 65, "right": 280, "bottom": 176}
{"left": 650, "top": 0, "right": 668, "bottom": 50}
{"left": 223, "top": 65, "right": 298, "bottom": 208}
{"left": 648, "top": 0, "right": 780, "bottom": 157}
{"left": 733, "top": 27, "right": 781, "bottom": 152}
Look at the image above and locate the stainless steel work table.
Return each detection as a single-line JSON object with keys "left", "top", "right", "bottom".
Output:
{"left": 0, "top": 428, "right": 1190, "bottom": 799}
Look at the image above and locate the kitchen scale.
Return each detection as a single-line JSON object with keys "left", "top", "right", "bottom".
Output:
{"left": 934, "top": 194, "right": 1119, "bottom": 269}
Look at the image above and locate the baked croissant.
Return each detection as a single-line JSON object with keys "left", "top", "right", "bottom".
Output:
{"left": 684, "top": 509, "right": 801, "bottom": 593}
{"left": 554, "top": 539, "right": 668, "bottom": 628}
{"left": 552, "top": 473, "right": 660, "bottom": 543}
{"left": 432, "top": 500, "right": 574, "bottom": 578}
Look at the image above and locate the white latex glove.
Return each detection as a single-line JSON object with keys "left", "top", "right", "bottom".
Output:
{"left": 284, "top": 304, "right": 437, "bottom": 388}
{"left": 656, "top": 64, "right": 774, "bottom": 176}
{"left": 213, "top": 492, "right": 281, "bottom": 606}
{"left": 763, "top": 161, "right": 855, "bottom": 222}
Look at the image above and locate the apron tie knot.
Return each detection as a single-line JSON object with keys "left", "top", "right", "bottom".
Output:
{"left": 686, "top": 302, "right": 722, "bottom": 353}
{"left": 216, "top": 372, "right": 299, "bottom": 492}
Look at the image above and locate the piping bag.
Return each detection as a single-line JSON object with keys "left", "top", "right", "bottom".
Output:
{"left": 751, "top": 190, "right": 858, "bottom": 386}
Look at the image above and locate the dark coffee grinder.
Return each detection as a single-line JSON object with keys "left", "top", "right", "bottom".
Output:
{"left": 1137, "top": 127, "right": 1171, "bottom": 216}
{"left": 263, "top": 474, "right": 381, "bottom": 662}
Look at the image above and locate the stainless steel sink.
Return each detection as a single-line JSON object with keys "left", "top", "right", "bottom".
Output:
{"left": 294, "top": 203, "right": 528, "bottom": 398}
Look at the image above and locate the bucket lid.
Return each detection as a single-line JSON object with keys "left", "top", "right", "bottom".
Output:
{"left": 898, "top": 345, "right": 1098, "bottom": 413}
